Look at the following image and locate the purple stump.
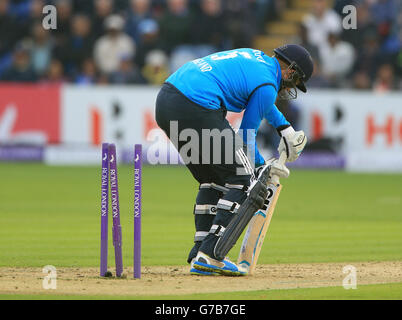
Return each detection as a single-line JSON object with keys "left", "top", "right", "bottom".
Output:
{"left": 100, "top": 143, "right": 109, "bottom": 277}
{"left": 134, "top": 144, "right": 142, "bottom": 279}
{"left": 109, "top": 144, "right": 124, "bottom": 277}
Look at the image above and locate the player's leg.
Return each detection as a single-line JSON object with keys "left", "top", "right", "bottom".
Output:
{"left": 156, "top": 82, "right": 210, "bottom": 259}
{"left": 185, "top": 117, "right": 255, "bottom": 275}
{"left": 193, "top": 174, "right": 252, "bottom": 276}
{"left": 187, "top": 184, "right": 222, "bottom": 263}
{"left": 156, "top": 83, "right": 264, "bottom": 276}
{"left": 155, "top": 83, "right": 234, "bottom": 273}
{"left": 187, "top": 183, "right": 224, "bottom": 276}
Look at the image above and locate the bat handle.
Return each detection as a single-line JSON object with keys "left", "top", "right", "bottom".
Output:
{"left": 271, "top": 152, "right": 287, "bottom": 185}
{"left": 278, "top": 151, "right": 287, "bottom": 166}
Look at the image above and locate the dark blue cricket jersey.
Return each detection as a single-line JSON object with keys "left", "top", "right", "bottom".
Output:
{"left": 166, "top": 48, "right": 290, "bottom": 166}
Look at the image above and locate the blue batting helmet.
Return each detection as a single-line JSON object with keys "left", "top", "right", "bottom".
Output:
{"left": 274, "top": 44, "right": 314, "bottom": 93}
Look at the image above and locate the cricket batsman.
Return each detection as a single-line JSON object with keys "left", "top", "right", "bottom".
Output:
{"left": 155, "top": 44, "right": 313, "bottom": 276}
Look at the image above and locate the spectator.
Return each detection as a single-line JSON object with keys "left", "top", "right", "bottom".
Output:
{"left": 94, "top": 15, "right": 136, "bottom": 74}
{"left": 303, "top": 0, "right": 342, "bottom": 50}
{"left": 370, "top": 0, "right": 400, "bottom": 66}
{"left": 15, "top": 0, "right": 45, "bottom": 45}
{"left": 54, "top": 14, "right": 95, "bottom": 77}
{"left": 142, "top": 49, "right": 169, "bottom": 85}
{"left": 75, "top": 58, "right": 98, "bottom": 85}
{"left": 159, "top": 0, "right": 193, "bottom": 53}
{"left": 125, "top": 0, "right": 153, "bottom": 44}
{"left": 396, "top": 22, "right": 402, "bottom": 83}
{"left": 341, "top": 1, "right": 377, "bottom": 50}
{"left": 0, "top": 0, "right": 19, "bottom": 57}
{"left": 308, "top": 60, "right": 331, "bottom": 88}
{"left": 97, "top": 73, "right": 110, "bottom": 84}
{"left": 0, "top": 0, "right": 400, "bottom": 89}
{"left": 332, "top": 0, "right": 357, "bottom": 16}
{"left": 353, "top": 31, "right": 382, "bottom": 81}
{"left": 191, "top": 0, "right": 226, "bottom": 50}
{"left": 92, "top": 0, "right": 115, "bottom": 39}
{"left": 109, "top": 55, "right": 147, "bottom": 84}
{"left": 395, "top": 1, "right": 402, "bottom": 36}
{"left": 52, "top": 0, "right": 73, "bottom": 45}
{"left": 44, "top": 59, "right": 65, "bottom": 84}
{"left": 371, "top": 0, "right": 397, "bottom": 27}
{"left": 1, "top": 42, "right": 37, "bottom": 82}
{"left": 7, "top": 0, "right": 31, "bottom": 18}
{"left": 373, "top": 63, "right": 395, "bottom": 92}
{"left": 353, "top": 71, "right": 372, "bottom": 90}
{"left": 135, "top": 18, "right": 162, "bottom": 68}
{"left": 292, "top": 23, "right": 320, "bottom": 63}
{"left": 30, "top": 21, "right": 54, "bottom": 76}
{"left": 169, "top": 45, "right": 198, "bottom": 73}
{"left": 224, "top": 0, "right": 256, "bottom": 48}
{"left": 72, "top": 0, "right": 93, "bottom": 14}
{"left": 319, "top": 32, "right": 355, "bottom": 87}
{"left": 250, "top": 0, "right": 279, "bottom": 33}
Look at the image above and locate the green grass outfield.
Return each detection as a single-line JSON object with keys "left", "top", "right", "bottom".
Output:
{"left": 0, "top": 163, "right": 401, "bottom": 299}
{"left": 1, "top": 282, "right": 402, "bottom": 300}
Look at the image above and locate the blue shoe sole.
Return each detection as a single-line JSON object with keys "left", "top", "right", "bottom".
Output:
{"left": 193, "top": 261, "right": 246, "bottom": 277}
{"left": 190, "top": 268, "right": 219, "bottom": 276}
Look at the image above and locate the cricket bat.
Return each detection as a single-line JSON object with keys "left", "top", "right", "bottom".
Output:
{"left": 237, "top": 152, "right": 287, "bottom": 274}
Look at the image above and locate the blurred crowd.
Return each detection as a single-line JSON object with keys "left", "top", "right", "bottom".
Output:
{"left": 299, "top": 0, "right": 402, "bottom": 92}
{"left": 0, "top": 0, "right": 401, "bottom": 91}
{"left": 0, "top": 0, "right": 279, "bottom": 85}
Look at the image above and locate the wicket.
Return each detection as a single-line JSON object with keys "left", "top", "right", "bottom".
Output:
{"left": 100, "top": 143, "right": 109, "bottom": 277}
{"left": 100, "top": 143, "right": 142, "bottom": 278}
{"left": 134, "top": 145, "right": 142, "bottom": 279}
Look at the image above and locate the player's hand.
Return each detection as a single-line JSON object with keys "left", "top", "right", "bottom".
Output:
{"left": 269, "top": 158, "right": 290, "bottom": 179}
{"left": 254, "top": 164, "right": 265, "bottom": 179}
{"left": 256, "top": 159, "right": 290, "bottom": 180}
{"left": 278, "top": 129, "right": 307, "bottom": 162}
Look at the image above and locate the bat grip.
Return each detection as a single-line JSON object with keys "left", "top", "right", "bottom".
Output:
{"left": 278, "top": 151, "right": 287, "bottom": 166}
{"left": 271, "top": 151, "right": 287, "bottom": 185}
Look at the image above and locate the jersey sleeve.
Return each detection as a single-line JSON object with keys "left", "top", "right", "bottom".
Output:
{"left": 239, "top": 84, "right": 290, "bottom": 167}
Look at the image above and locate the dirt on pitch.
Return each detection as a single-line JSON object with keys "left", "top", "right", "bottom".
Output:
{"left": 1, "top": 261, "right": 401, "bottom": 297}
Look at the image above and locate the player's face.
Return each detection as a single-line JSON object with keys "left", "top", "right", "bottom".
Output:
{"left": 279, "top": 67, "right": 299, "bottom": 100}
{"left": 282, "top": 68, "right": 295, "bottom": 81}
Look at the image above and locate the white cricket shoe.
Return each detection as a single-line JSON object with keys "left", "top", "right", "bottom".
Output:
{"left": 192, "top": 251, "right": 248, "bottom": 276}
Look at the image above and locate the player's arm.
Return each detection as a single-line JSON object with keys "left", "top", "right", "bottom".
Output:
{"left": 264, "top": 102, "right": 307, "bottom": 163}
{"left": 239, "top": 84, "right": 277, "bottom": 168}
{"left": 240, "top": 84, "right": 289, "bottom": 167}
